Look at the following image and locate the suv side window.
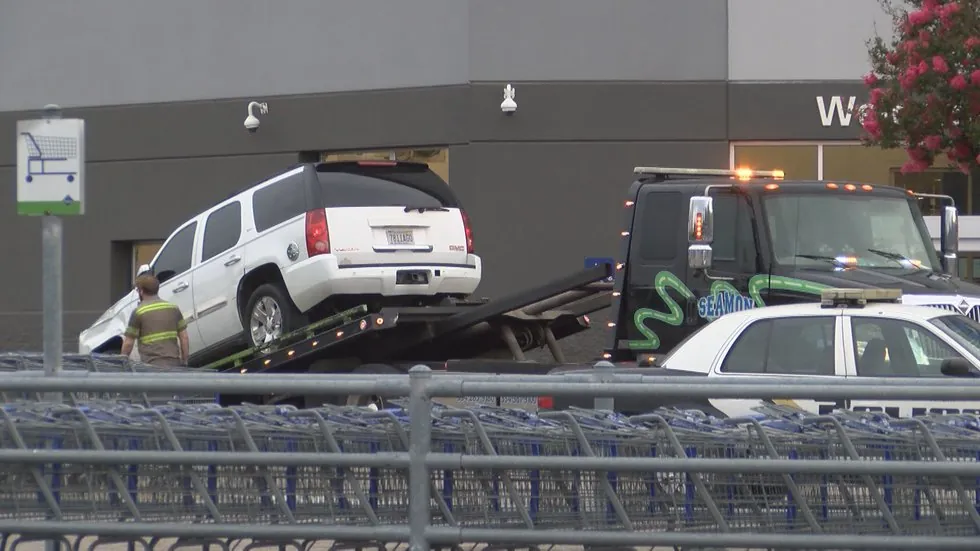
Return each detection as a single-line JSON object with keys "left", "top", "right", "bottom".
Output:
{"left": 153, "top": 222, "right": 197, "bottom": 284}
{"left": 722, "top": 317, "right": 836, "bottom": 375}
{"left": 252, "top": 173, "right": 308, "bottom": 232}
{"left": 201, "top": 202, "right": 243, "bottom": 262}
{"left": 851, "top": 317, "right": 966, "bottom": 377}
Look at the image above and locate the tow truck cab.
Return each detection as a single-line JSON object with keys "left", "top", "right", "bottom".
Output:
{"left": 605, "top": 166, "right": 980, "bottom": 362}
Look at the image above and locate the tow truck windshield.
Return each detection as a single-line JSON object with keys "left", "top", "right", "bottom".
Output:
{"left": 764, "top": 193, "right": 939, "bottom": 272}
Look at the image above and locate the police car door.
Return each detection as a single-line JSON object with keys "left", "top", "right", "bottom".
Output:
{"left": 709, "top": 312, "right": 845, "bottom": 418}
{"left": 841, "top": 313, "right": 980, "bottom": 417}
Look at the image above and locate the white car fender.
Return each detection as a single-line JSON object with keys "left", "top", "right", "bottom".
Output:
{"left": 78, "top": 292, "right": 138, "bottom": 354}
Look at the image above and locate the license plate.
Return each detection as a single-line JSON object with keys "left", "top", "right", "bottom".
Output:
{"left": 386, "top": 229, "right": 414, "bottom": 245}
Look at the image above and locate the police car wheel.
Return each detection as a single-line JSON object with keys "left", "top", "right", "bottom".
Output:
{"left": 245, "top": 283, "right": 304, "bottom": 348}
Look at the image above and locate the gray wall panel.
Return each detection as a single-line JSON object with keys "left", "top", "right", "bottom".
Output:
{"left": 469, "top": 0, "right": 728, "bottom": 81}
{"left": 0, "top": 0, "right": 469, "bottom": 111}
{"left": 0, "top": 87, "right": 469, "bottom": 167}
{"left": 728, "top": 81, "right": 868, "bottom": 141}
{"left": 450, "top": 141, "right": 729, "bottom": 298}
{"left": 728, "top": 0, "right": 893, "bottom": 81}
{"left": 469, "top": 82, "right": 728, "bottom": 142}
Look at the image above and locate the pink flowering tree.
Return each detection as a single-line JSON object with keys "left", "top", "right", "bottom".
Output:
{"left": 862, "top": 0, "right": 980, "bottom": 173}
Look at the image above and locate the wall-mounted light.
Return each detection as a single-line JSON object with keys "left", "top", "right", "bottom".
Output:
{"left": 500, "top": 84, "right": 517, "bottom": 115}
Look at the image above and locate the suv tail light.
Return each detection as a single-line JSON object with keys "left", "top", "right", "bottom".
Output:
{"left": 305, "top": 209, "right": 330, "bottom": 257}
{"left": 460, "top": 210, "right": 475, "bottom": 254}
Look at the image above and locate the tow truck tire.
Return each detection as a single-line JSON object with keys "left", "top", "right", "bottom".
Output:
{"left": 345, "top": 363, "right": 402, "bottom": 408}
{"left": 301, "top": 362, "right": 401, "bottom": 408}
{"left": 244, "top": 283, "right": 305, "bottom": 349}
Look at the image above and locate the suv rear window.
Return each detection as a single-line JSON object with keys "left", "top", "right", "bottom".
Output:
{"left": 316, "top": 162, "right": 459, "bottom": 208}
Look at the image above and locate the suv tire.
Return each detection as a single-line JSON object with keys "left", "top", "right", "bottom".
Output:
{"left": 244, "top": 283, "right": 305, "bottom": 348}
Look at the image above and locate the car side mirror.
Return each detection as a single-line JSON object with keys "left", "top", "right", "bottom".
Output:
{"left": 136, "top": 264, "right": 152, "bottom": 277}
{"left": 940, "top": 205, "right": 959, "bottom": 276}
{"left": 940, "top": 357, "right": 979, "bottom": 378}
{"left": 688, "top": 196, "right": 714, "bottom": 270}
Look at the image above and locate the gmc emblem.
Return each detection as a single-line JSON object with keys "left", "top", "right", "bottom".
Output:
{"left": 449, "top": 245, "right": 466, "bottom": 252}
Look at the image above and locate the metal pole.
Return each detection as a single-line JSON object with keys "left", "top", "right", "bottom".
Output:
{"left": 40, "top": 103, "right": 64, "bottom": 405}
{"left": 408, "top": 365, "right": 432, "bottom": 551}
{"left": 593, "top": 360, "right": 614, "bottom": 410}
{"left": 39, "top": 104, "right": 64, "bottom": 551}
{"left": 41, "top": 215, "right": 63, "bottom": 402}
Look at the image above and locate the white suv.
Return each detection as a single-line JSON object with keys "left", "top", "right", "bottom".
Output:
{"left": 79, "top": 160, "right": 482, "bottom": 365}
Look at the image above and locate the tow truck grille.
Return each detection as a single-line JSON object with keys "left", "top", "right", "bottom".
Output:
{"left": 924, "top": 303, "right": 980, "bottom": 322}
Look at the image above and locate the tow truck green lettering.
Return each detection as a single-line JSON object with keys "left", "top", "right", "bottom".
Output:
{"left": 629, "top": 273, "right": 829, "bottom": 350}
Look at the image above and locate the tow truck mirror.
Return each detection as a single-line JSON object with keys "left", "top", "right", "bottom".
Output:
{"left": 688, "top": 196, "right": 714, "bottom": 270}
{"left": 940, "top": 357, "right": 979, "bottom": 378}
{"left": 940, "top": 205, "right": 959, "bottom": 276}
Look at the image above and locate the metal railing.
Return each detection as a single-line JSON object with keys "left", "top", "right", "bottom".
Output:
{"left": 3, "top": 365, "right": 980, "bottom": 550}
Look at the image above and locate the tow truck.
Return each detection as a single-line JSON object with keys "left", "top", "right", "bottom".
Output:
{"left": 205, "top": 166, "right": 980, "bottom": 409}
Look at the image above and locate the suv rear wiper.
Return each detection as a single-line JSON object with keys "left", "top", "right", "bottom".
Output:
{"left": 403, "top": 206, "right": 449, "bottom": 213}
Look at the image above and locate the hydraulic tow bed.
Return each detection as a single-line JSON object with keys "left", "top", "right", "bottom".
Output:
{"left": 204, "top": 264, "right": 613, "bottom": 383}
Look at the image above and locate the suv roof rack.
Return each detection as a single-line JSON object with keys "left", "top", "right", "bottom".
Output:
{"left": 633, "top": 167, "right": 785, "bottom": 180}
{"left": 820, "top": 288, "right": 902, "bottom": 308}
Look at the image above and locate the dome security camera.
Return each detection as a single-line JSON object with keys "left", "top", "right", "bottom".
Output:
{"left": 245, "top": 101, "right": 268, "bottom": 134}
{"left": 244, "top": 114, "right": 260, "bottom": 133}
{"left": 500, "top": 84, "right": 517, "bottom": 115}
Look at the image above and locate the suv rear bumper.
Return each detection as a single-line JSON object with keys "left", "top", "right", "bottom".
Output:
{"left": 282, "top": 254, "right": 483, "bottom": 312}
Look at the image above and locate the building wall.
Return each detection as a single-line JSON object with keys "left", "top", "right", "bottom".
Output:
{"left": 0, "top": 0, "right": 728, "bottom": 112}
{"left": 728, "top": 0, "right": 893, "bottom": 81}
{"left": 0, "top": 0, "right": 470, "bottom": 111}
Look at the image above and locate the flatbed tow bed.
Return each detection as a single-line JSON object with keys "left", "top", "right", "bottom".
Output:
{"left": 204, "top": 264, "right": 613, "bottom": 406}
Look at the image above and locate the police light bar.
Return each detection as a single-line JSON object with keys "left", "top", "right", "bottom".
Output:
{"left": 634, "top": 167, "right": 785, "bottom": 180}
{"left": 820, "top": 288, "right": 902, "bottom": 308}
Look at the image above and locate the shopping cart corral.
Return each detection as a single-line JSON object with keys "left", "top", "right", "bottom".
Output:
{"left": 3, "top": 371, "right": 980, "bottom": 550}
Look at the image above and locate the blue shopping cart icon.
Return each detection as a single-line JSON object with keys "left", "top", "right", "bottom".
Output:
{"left": 20, "top": 132, "right": 78, "bottom": 183}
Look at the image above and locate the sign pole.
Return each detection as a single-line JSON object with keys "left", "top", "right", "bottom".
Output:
{"left": 40, "top": 104, "right": 65, "bottom": 404}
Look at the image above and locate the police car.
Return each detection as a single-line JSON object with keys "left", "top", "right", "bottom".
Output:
{"left": 543, "top": 288, "right": 980, "bottom": 418}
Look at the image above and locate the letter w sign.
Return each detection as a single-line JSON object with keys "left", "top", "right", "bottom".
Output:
{"left": 816, "top": 96, "right": 857, "bottom": 127}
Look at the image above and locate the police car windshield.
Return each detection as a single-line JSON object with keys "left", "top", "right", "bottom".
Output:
{"left": 931, "top": 314, "right": 980, "bottom": 360}
{"left": 763, "top": 193, "right": 939, "bottom": 272}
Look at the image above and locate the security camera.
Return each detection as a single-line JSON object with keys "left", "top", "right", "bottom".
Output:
{"left": 245, "top": 101, "right": 268, "bottom": 134}
{"left": 244, "top": 114, "right": 260, "bottom": 133}
{"left": 500, "top": 84, "right": 517, "bottom": 115}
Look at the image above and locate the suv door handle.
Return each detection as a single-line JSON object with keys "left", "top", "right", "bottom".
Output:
{"left": 224, "top": 255, "right": 242, "bottom": 267}
{"left": 173, "top": 281, "right": 189, "bottom": 293}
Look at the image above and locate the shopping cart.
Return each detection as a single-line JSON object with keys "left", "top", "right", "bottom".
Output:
{"left": 20, "top": 132, "right": 78, "bottom": 183}
{"left": 1, "top": 400, "right": 980, "bottom": 550}
{"left": 0, "top": 352, "right": 215, "bottom": 406}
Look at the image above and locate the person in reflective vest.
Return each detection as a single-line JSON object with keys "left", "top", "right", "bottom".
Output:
{"left": 120, "top": 274, "right": 190, "bottom": 366}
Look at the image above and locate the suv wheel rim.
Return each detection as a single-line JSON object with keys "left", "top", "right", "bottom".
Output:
{"left": 250, "top": 297, "right": 283, "bottom": 346}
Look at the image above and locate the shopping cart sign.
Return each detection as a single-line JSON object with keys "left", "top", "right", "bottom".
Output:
{"left": 15, "top": 118, "right": 86, "bottom": 216}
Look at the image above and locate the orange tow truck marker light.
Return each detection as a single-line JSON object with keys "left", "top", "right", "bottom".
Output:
{"left": 764, "top": 183, "right": 780, "bottom": 191}
{"left": 861, "top": 184, "right": 873, "bottom": 191}
{"left": 826, "top": 183, "right": 838, "bottom": 190}
{"left": 844, "top": 184, "right": 857, "bottom": 191}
